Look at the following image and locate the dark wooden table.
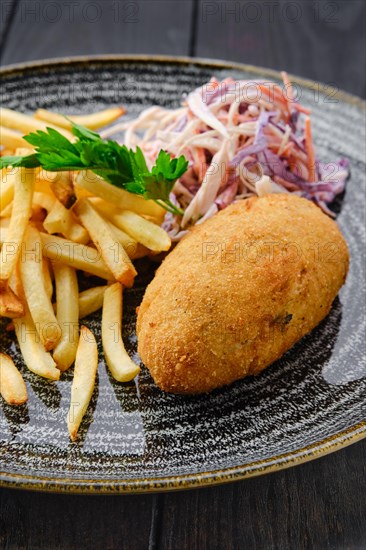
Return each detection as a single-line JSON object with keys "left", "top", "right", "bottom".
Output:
{"left": 1, "top": 1, "right": 365, "bottom": 548}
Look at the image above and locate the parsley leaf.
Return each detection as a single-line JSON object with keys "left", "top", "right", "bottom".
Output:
{"left": 0, "top": 154, "right": 40, "bottom": 168}
{"left": 0, "top": 122, "right": 188, "bottom": 216}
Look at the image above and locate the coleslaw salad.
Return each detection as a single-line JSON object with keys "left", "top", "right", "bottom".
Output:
{"left": 102, "top": 72, "right": 349, "bottom": 240}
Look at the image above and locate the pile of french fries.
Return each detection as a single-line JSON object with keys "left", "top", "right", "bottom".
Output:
{"left": 0, "top": 107, "right": 170, "bottom": 440}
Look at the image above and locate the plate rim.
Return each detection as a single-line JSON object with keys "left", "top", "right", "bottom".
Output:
{"left": 1, "top": 422, "right": 365, "bottom": 494}
{"left": 1, "top": 53, "right": 365, "bottom": 108}
{"left": 0, "top": 54, "right": 365, "bottom": 494}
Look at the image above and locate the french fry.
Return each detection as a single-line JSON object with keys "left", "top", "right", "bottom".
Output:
{"left": 15, "top": 147, "right": 35, "bottom": 156}
{"left": 0, "top": 172, "right": 15, "bottom": 212}
{"left": 74, "top": 187, "right": 93, "bottom": 201}
{"left": 40, "top": 233, "right": 114, "bottom": 280}
{"left": 102, "top": 282, "right": 140, "bottom": 382}
{"left": 89, "top": 202, "right": 152, "bottom": 258}
{"left": 33, "top": 191, "right": 56, "bottom": 212}
{"left": 108, "top": 209, "right": 171, "bottom": 252}
{"left": 35, "top": 107, "right": 125, "bottom": 131}
{"left": 31, "top": 204, "right": 47, "bottom": 224}
{"left": 19, "top": 226, "right": 61, "bottom": 350}
{"left": 0, "top": 126, "right": 28, "bottom": 149}
{"left": 44, "top": 200, "right": 89, "bottom": 244}
{"left": 49, "top": 171, "right": 76, "bottom": 209}
{"left": 91, "top": 197, "right": 165, "bottom": 227}
{"left": 103, "top": 218, "right": 149, "bottom": 259}
{"left": 0, "top": 107, "right": 73, "bottom": 140}
{"left": 53, "top": 263, "right": 79, "bottom": 371}
{"left": 42, "top": 258, "right": 53, "bottom": 300}
{"left": 0, "top": 218, "right": 10, "bottom": 245}
{"left": 67, "top": 325, "right": 98, "bottom": 440}
{"left": 0, "top": 203, "right": 13, "bottom": 217}
{"left": 75, "top": 171, "right": 165, "bottom": 218}
{"left": 34, "top": 178, "right": 55, "bottom": 196}
{"left": 0, "top": 353, "right": 28, "bottom": 405}
{"left": 13, "top": 306, "right": 60, "bottom": 380}
{"left": 74, "top": 199, "right": 137, "bottom": 287}
{"left": 8, "top": 260, "right": 23, "bottom": 299}
{"left": 78, "top": 286, "right": 107, "bottom": 319}
{"left": 1, "top": 154, "right": 33, "bottom": 215}
{"left": 52, "top": 285, "right": 108, "bottom": 319}
{"left": 0, "top": 168, "right": 35, "bottom": 287}
{"left": 0, "top": 228, "right": 8, "bottom": 245}
{"left": 0, "top": 286, "right": 24, "bottom": 318}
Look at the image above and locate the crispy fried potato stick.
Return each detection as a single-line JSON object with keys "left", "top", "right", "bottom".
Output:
{"left": 44, "top": 200, "right": 89, "bottom": 244}
{"left": 13, "top": 307, "right": 60, "bottom": 380}
{"left": 67, "top": 325, "right": 98, "bottom": 441}
{"left": 103, "top": 218, "right": 149, "bottom": 259}
{"left": 102, "top": 282, "right": 140, "bottom": 382}
{"left": 108, "top": 210, "right": 171, "bottom": 252}
{"left": 15, "top": 147, "right": 35, "bottom": 156}
{"left": 74, "top": 199, "right": 137, "bottom": 287}
{"left": 19, "top": 226, "right": 61, "bottom": 351}
{"left": 49, "top": 172, "right": 76, "bottom": 209}
{"left": 8, "top": 260, "right": 23, "bottom": 297}
{"left": 91, "top": 199, "right": 165, "bottom": 228}
{"left": 78, "top": 286, "right": 107, "bottom": 319}
{"left": 0, "top": 126, "right": 28, "bottom": 149}
{"left": 0, "top": 168, "right": 35, "bottom": 287}
{"left": 74, "top": 171, "right": 165, "bottom": 218}
{"left": 42, "top": 258, "right": 53, "bottom": 301}
{"left": 52, "top": 286, "right": 108, "bottom": 319}
{"left": 32, "top": 191, "right": 56, "bottom": 212}
{"left": 0, "top": 286, "right": 24, "bottom": 318}
{"left": 53, "top": 263, "right": 79, "bottom": 371}
{"left": 40, "top": 233, "right": 114, "bottom": 281}
{"left": 34, "top": 178, "right": 55, "bottom": 196}
{"left": 0, "top": 107, "right": 73, "bottom": 139}
{"left": 0, "top": 172, "right": 15, "bottom": 212}
{"left": 0, "top": 353, "right": 28, "bottom": 405}
{"left": 0, "top": 204, "right": 13, "bottom": 217}
{"left": 0, "top": 218, "right": 10, "bottom": 245}
{"left": 35, "top": 107, "right": 125, "bottom": 130}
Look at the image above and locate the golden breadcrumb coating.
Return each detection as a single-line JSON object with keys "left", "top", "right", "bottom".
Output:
{"left": 137, "top": 194, "right": 349, "bottom": 394}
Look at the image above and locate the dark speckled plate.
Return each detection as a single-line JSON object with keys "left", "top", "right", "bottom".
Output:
{"left": 0, "top": 56, "right": 365, "bottom": 494}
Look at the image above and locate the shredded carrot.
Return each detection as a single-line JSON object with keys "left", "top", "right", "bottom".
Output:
{"left": 258, "top": 84, "right": 287, "bottom": 106}
{"left": 281, "top": 71, "right": 311, "bottom": 118}
{"left": 210, "top": 77, "right": 220, "bottom": 88}
{"left": 305, "top": 117, "right": 316, "bottom": 182}
{"left": 231, "top": 112, "right": 239, "bottom": 125}
{"left": 281, "top": 71, "right": 294, "bottom": 102}
{"left": 294, "top": 103, "right": 311, "bottom": 115}
{"left": 281, "top": 142, "right": 294, "bottom": 157}
{"left": 258, "top": 84, "right": 290, "bottom": 119}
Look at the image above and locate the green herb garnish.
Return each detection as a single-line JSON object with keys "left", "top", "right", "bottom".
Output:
{"left": 0, "top": 122, "right": 188, "bottom": 216}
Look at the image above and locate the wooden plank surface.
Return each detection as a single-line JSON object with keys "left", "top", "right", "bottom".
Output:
{"left": 0, "top": 0, "right": 17, "bottom": 44}
{"left": 0, "top": 489, "right": 159, "bottom": 549}
{"left": 0, "top": 441, "right": 365, "bottom": 549}
{"left": 195, "top": 0, "right": 366, "bottom": 97}
{"left": 158, "top": 440, "right": 366, "bottom": 549}
{"left": 1, "top": 0, "right": 195, "bottom": 65}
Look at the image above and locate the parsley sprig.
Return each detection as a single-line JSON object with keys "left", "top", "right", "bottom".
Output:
{"left": 0, "top": 122, "right": 188, "bottom": 216}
